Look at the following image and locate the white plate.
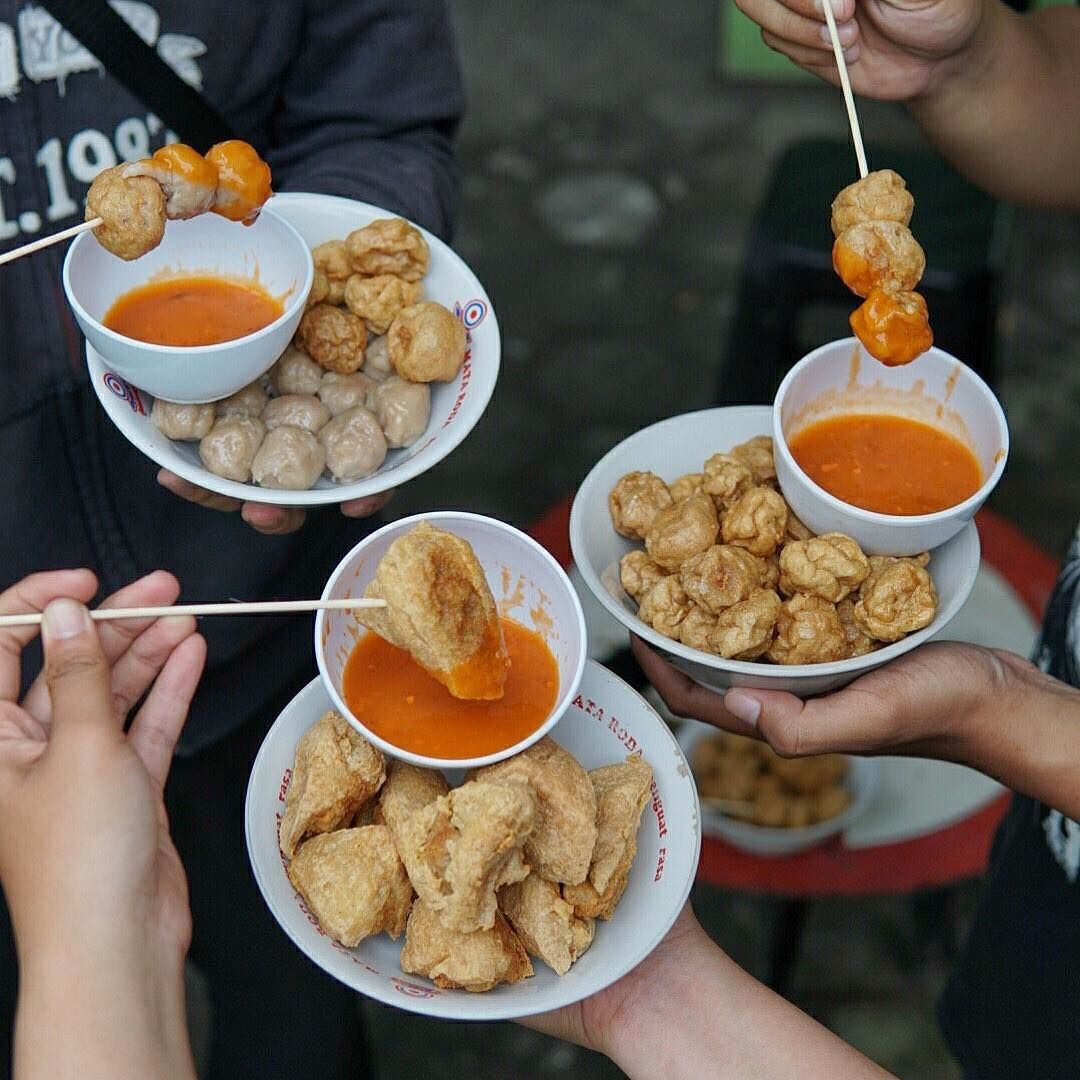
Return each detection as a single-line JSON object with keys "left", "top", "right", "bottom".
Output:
{"left": 87, "top": 192, "right": 500, "bottom": 506}
{"left": 245, "top": 663, "right": 701, "bottom": 1020}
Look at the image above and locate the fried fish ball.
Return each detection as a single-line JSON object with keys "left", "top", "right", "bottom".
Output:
{"left": 679, "top": 544, "right": 762, "bottom": 614}
{"left": 377, "top": 760, "right": 450, "bottom": 844}
{"left": 306, "top": 269, "right": 330, "bottom": 309}
{"left": 287, "top": 826, "right": 412, "bottom": 947}
{"left": 318, "top": 371, "right": 378, "bottom": 418}
{"left": 499, "top": 873, "right": 595, "bottom": 975}
{"left": 710, "top": 588, "right": 781, "bottom": 659}
{"left": 151, "top": 399, "right": 214, "bottom": 441}
{"left": 619, "top": 550, "right": 667, "bottom": 603}
{"left": 779, "top": 532, "right": 870, "bottom": 602}
{"left": 678, "top": 604, "right": 718, "bottom": 652}
{"left": 388, "top": 302, "right": 466, "bottom": 383}
{"left": 346, "top": 217, "right": 430, "bottom": 282}
{"left": 830, "top": 169, "right": 915, "bottom": 237}
{"left": 364, "top": 334, "right": 393, "bottom": 378}
{"left": 318, "top": 406, "right": 387, "bottom": 481}
{"left": 833, "top": 220, "right": 926, "bottom": 298}
{"left": 86, "top": 165, "right": 166, "bottom": 260}
{"left": 216, "top": 381, "right": 269, "bottom": 419}
{"left": 278, "top": 710, "right": 386, "bottom": 859}
{"left": 702, "top": 453, "right": 753, "bottom": 510}
{"left": 837, "top": 597, "right": 878, "bottom": 658}
{"left": 669, "top": 472, "right": 705, "bottom": 503}
{"left": 311, "top": 239, "right": 352, "bottom": 282}
{"left": 608, "top": 471, "right": 673, "bottom": 540}
{"left": 327, "top": 278, "right": 347, "bottom": 305}
{"left": 373, "top": 376, "right": 431, "bottom": 448}
{"left": 760, "top": 553, "right": 781, "bottom": 592}
{"left": 721, "top": 486, "right": 788, "bottom": 557}
{"left": 767, "top": 594, "right": 846, "bottom": 665}
{"left": 297, "top": 303, "right": 367, "bottom": 374}
{"left": 785, "top": 510, "right": 814, "bottom": 543}
{"left": 344, "top": 273, "right": 423, "bottom": 335}
{"left": 251, "top": 425, "right": 326, "bottom": 490}
{"left": 123, "top": 143, "right": 217, "bottom": 220}
{"left": 205, "top": 140, "right": 272, "bottom": 224}
{"left": 812, "top": 784, "right": 852, "bottom": 823}
{"left": 400, "top": 900, "right": 532, "bottom": 992}
{"left": 769, "top": 753, "right": 848, "bottom": 795}
{"left": 750, "top": 775, "right": 790, "bottom": 827}
{"left": 850, "top": 286, "right": 933, "bottom": 367}
{"left": 637, "top": 576, "right": 694, "bottom": 639}
{"left": 729, "top": 435, "right": 777, "bottom": 486}
{"left": 198, "top": 416, "right": 266, "bottom": 483}
{"left": 853, "top": 558, "right": 937, "bottom": 642}
{"left": 271, "top": 345, "right": 324, "bottom": 396}
{"left": 645, "top": 493, "right": 719, "bottom": 572}
{"left": 473, "top": 737, "right": 599, "bottom": 886}
{"left": 262, "top": 393, "right": 330, "bottom": 434}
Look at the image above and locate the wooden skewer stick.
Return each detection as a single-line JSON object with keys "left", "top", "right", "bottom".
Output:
{"left": 0, "top": 597, "right": 386, "bottom": 629}
{"left": 821, "top": 1, "right": 868, "bottom": 179}
{"left": 0, "top": 217, "right": 104, "bottom": 268}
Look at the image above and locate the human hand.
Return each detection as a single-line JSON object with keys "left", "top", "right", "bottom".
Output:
{"left": 158, "top": 468, "right": 393, "bottom": 536}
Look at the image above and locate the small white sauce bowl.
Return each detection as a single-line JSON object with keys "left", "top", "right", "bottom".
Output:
{"left": 315, "top": 512, "right": 588, "bottom": 771}
{"left": 773, "top": 338, "right": 1009, "bottom": 556}
{"left": 63, "top": 208, "right": 313, "bottom": 403}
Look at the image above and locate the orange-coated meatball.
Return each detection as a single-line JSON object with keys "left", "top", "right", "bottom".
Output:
{"left": 832, "top": 221, "right": 925, "bottom": 298}
{"left": 850, "top": 287, "right": 933, "bottom": 367}
{"left": 205, "top": 140, "right": 273, "bottom": 224}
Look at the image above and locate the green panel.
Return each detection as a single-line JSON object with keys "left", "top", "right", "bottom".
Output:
{"left": 718, "top": 1, "right": 816, "bottom": 80}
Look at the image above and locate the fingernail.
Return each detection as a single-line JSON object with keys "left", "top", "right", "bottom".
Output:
{"left": 820, "top": 20, "right": 855, "bottom": 44}
{"left": 43, "top": 599, "right": 91, "bottom": 640}
{"left": 844, "top": 42, "right": 860, "bottom": 62}
{"left": 724, "top": 690, "right": 761, "bottom": 727}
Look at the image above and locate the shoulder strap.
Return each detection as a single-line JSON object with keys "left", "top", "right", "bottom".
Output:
{"left": 40, "top": 0, "right": 236, "bottom": 150}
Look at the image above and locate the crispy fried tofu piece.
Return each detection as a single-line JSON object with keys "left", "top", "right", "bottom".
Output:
{"left": 286, "top": 826, "right": 412, "bottom": 947}
{"left": 472, "top": 737, "right": 598, "bottom": 885}
{"left": 279, "top": 711, "right": 386, "bottom": 858}
{"left": 377, "top": 759, "right": 451, "bottom": 839}
{"left": 358, "top": 523, "right": 509, "bottom": 700}
{"left": 499, "top": 872, "right": 595, "bottom": 975}
{"left": 400, "top": 900, "right": 532, "bottom": 992}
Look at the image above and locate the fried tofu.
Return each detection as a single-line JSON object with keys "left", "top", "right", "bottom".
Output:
{"left": 377, "top": 760, "right": 451, "bottom": 840}
{"left": 499, "top": 872, "right": 595, "bottom": 975}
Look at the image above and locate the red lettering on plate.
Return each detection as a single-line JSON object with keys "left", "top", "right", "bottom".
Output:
{"left": 651, "top": 780, "right": 668, "bottom": 839}
{"left": 654, "top": 847, "right": 667, "bottom": 882}
{"left": 278, "top": 768, "right": 292, "bottom": 803}
{"left": 442, "top": 352, "right": 472, "bottom": 428}
{"left": 572, "top": 694, "right": 585, "bottom": 710}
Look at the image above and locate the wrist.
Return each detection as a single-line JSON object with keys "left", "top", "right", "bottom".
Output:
{"left": 912, "top": 0, "right": 1012, "bottom": 106}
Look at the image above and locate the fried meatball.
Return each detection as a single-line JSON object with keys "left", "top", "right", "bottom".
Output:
{"left": 619, "top": 551, "right": 667, "bottom": 603}
{"left": 344, "top": 273, "right": 423, "bottom": 335}
{"left": 678, "top": 604, "right": 718, "bottom": 653}
{"left": 637, "top": 576, "right": 694, "bottom": 639}
{"left": 669, "top": 472, "right": 705, "bottom": 503}
{"left": 319, "top": 406, "right": 388, "bottom": 481}
{"left": 251, "top": 425, "right": 326, "bottom": 490}
{"left": 86, "top": 165, "right": 166, "bottom": 260}
{"left": 831, "top": 169, "right": 915, "bottom": 237}
{"left": 151, "top": 399, "right": 214, "bottom": 441}
{"left": 346, "top": 217, "right": 430, "bottom": 282}
{"left": 678, "top": 544, "right": 761, "bottom": 614}
{"left": 729, "top": 435, "right": 777, "bottom": 486}
{"left": 702, "top": 453, "right": 753, "bottom": 511}
{"left": 306, "top": 269, "right": 330, "bottom": 309}
{"left": 710, "top": 589, "right": 781, "bottom": 660}
{"left": 311, "top": 239, "right": 352, "bottom": 282}
{"left": 850, "top": 286, "right": 933, "bottom": 367}
{"left": 327, "top": 278, "right": 347, "bottom": 305}
{"left": 364, "top": 334, "right": 393, "bottom": 378}
{"left": 271, "top": 345, "right": 324, "bottom": 396}
{"left": 759, "top": 553, "right": 781, "bottom": 592}
{"left": 645, "top": 493, "right": 719, "bottom": 572}
{"left": 608, "top": 471, "right": 673, "bottom": 540}
{"left": 767, "top": 594, "right": 846, "bottom": 665}
{"left": 388, "top": 301, "right": 466, "bottom": 383}
{"left": 779, "top": 532, "right": 870, "bottom": 602}
{"left": 853, "top": 559, "right": 937, "bottom": 642}
{"left": 373, "top": 376, "right": 431, "bottom": 449}
{"left": 721, "top": 486, "right": 788, "bottom": 557}
{"left": 318, "top": 371, "right": 378, "bottom": 418}
{"left": 199, "top": 416, "right": 266, "bottom": 483}
{"left": 262, "top": 394, "right": 330, "bottom": 434}
{"left": 833, "top": 220, "right": 926, "bottom": 298}
{"left": 297, "top": 303, "right": 367, "bottom": 375}
{"left": 216, "top": 381, "right": 269, "bottom": 419}
{"left": 837, "top": 597, "right": 878, "bottom": 658}
{"left": 785, "top": 510, "right": 814, "bottom": 542}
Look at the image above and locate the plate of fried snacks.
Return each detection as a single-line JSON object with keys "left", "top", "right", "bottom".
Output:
{"left": 245, "top": 662, "right": 701, "bottom": 1019}
{"left": 89, "top": 192, "right": 500, "bottom": 505}
{"left": 677, "top": 721, "right": 879, "bottom": 855}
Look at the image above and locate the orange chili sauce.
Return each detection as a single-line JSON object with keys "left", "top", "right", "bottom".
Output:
{"left": 788, "top": 413, "right": 983, "bottom": 516}
{"left": 342, "top": 617, "right": 559, "bottom": 760}
{"left": 104, "top": 275, "right": 283, "bottom": 346}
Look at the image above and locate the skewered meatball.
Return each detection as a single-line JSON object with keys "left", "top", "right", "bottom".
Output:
{"left": 767, "top": 594, "right": 846, "bottom": 665}
{"left": 609, "top": 471, "right": 673, "bottom": 540}
{"left": 364, "top": 335, "right": 393, "bottom": 378}
{"left": 729, "top": 436, "right": 777, "bottom": 486}
{"left": 344, "top": 274, "right": 423, "bottom": 335}
{"left": 122, "top": 144, "right": 217, "bottom": 220}
{"left": 307, "top": 270, "right": 330, "bottom": 309}
{"left": 199, "top": 416, "right": 266, "bottom": 482}
{"left": 619, "top": 551, "right": 666, "bottom": 603}
{"left": 721, "top": 487, "right": 788, "bottom": 557}
{"left": 311, "top": 239, "right": 352, "bottom": 282}
{"left": 297, "top": 304, "right": 367, "bottom": 375}
{"left": 850, "top": 287, "right": 933, "bottom": 367}
{"left": 216, "top": 381, "right": 269, "bottom": 419}
{"left": 151, "top": 399, "right": 215, "bottom": 441}
{"left": 251, "top": 425, "right": 326, "bottom": 490}
{"left": 830, "top": 169, "right": 915, "bottom": 237}
{"left": 833, "top": 220, "right": 925, "bottom": 298}
{"left": 679, "top": 605, "right": 718, "bottom": 653}
{"left": 86, "top": 165, "right": 166, "bottom": 261}
{"left": 678, "top": 544, "right": 761, "bottom": 614}
{"left": 644, "top": 493, "right": 719, "bottom": 572}
{"left": 262, "top": 394, "right": 330, "bottom": 434}
{"left": 702, "top": 453, "right": 753, "bottom": 511}
{"left": 388, "top": 302, "right": 466, "bottom": 383}
{"left": 669, "top": 472, "right": 705, "bottom": 503}
{"left": 778, "top": 532, "right": 870, "bottom": 602}
{"left": 710, "top": 589, "right": 781, "bottom": 660}
{"left": 637, "top": 577, "right": 694, "bottom": 639}
{"left": 346, "top": 218, "right": 430, "bottom": 282}
{"left": 853, "top": 558, "right": 937, "bottom": 642}
{"left": 318, "top": 371, "right": 378, "bottom": 418}
{"left": 204, "top": 140, "right": 273, "bottom": 224}
{"left": 271, "top": 346, "right": 325, "bottom": 397}
{"left": 373, "top": 376, "right": 431, "bottom": 448}
{"left": 319, "top": 406, "right": 388, "bottom": 481}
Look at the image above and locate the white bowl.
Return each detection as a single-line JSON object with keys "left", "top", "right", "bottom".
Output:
{"left": 774, "top": 338, "right": 1009, "bottom": 556}
{"left": 64, "top": 207, "right": 313, "bottom": 403}
{"left": 677, "top": 719, "right": 879, "bottom": 856}
{"left": 316, "top": 512, "right": 588, "bottom": 770}
{"left": 245, "top": 665, "right": 701, "bottom": 1020}
{"left": 85, "top": 191, "right": 501, "bottom": 506}
{"left": 570, "top": 405, "right": 981, "bottom": 697}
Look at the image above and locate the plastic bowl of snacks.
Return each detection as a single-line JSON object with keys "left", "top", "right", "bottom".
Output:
{"left": 244, "top": 661, "right": 700, "bottom": 1019}
{"left": 677, "top": 720, "right": 879, "bottom": 856}
{"left": 774, "top": 338, "right": 1008, "bottom": 556}
{"left": 569, "top": 405, "right": 980, "bottom": 697}
{"left": 86, "top": 191, "right": 500, "bottom": 505}
{"left": 316, "top": 512, "right": 588, "bottom": 770}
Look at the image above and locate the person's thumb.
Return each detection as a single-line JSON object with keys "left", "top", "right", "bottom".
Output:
{"left": 41, "top": 599, "right": 114, "bottom": 740}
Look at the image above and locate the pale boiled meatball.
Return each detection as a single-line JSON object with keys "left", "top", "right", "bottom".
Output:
{"left": 318, "top": 371, "right": 378, "bottom": 418}
{"left": 216, "top": 381, "right": 269, "bottom": 419}
{"left": 251, "top": 425, "right": 326, "bottom": 490}
{"left": 833, "top": 220, "right": 925, "bottom": 298}
{"left": 837, "top": 597, "right": 878, "bottom": 659}
{"left": 679, "top": 544, "right": 761, "bottom": 614}
{"left": 319, "top": 406, "right": 388, "bottom": 481}
{"left": 85, "top": 165, "right": 166, "bottom": 260}
{"left": 831, "top": 169, "right": 914, "bottom": 237}
{"left": 721, "top": 487, "right": 788, "bottom": 557}
{"left": 364, "top": 334, "right": 393, "bottom": 378}
{"left": 608, "top": 471, "right": 673, "bottom": 540}
{"left": 151, "top": 399, "right": 214, "bottom": 441}
{"left": 729, "top": 436, "right": 777, "bottom": 486}
{"left": 388, "top": 302, "right": 466, "bottom": 383}
{"left": 344, "top": 274, "right": 423, "bottom": 335}
{"left": 373, "top": 376, "right": 431, "bottom": 449}
{"left": 311, "top": 239, "right": 352, "bottom": 282}
{"left": 679, "top": 605, "right": 718, "bottom": 653}
{"left": 346, "top": 217, "right": 430, "bottom": 282}
{"left": 637, "top": 576, "right": 693, "bottom": 640}
{"left": 669, "top": 472, "right": 704, "bottom": 503}
{"left": 306, "top": 269, "right": 330, "bottom": 309}
{"left": 297, "top": 303, "right": 367, "bottom": 375}
{"left": 271, "top": 345, "right": 324, "bottom": 396}
{"left": 199, "top": 416, "right": 266, "bottom": 483}
{"left": 710, "top": 589, "right": 781, "bottom": 660}
{"left": 702, "top": 453, "right": 753, "bottom": 511}
{"left": 853, "top": 559, "right": 937, "bottom": 643}
{"left": 619, "top": 550, "right": 666, "bottom": 603}
{"left": 261, "top": 394, "right": 330, "bottom": 434}
{"left": 778, "top": 532, "right": 870, "bottom": 602}
{"left": 767, "top": 594, "right": 846, "bottom": 665}
{"left": 645, "top": 493, "right": 719, "bottom": 572}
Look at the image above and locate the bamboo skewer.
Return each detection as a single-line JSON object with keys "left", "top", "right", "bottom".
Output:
{"left": 0, "top": 597, "right": 386, "bottom": 629}
{"left": 821, "top": 1, "right": 868, "bottom": 179}
{"left": 0, "top": 217, "right": 104, "bottom": 268}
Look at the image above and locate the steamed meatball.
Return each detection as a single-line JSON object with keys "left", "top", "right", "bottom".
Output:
{"left": 86, "top": 165, "right": 166, "bottom": 260}
{"left": 199, "top": 416, "right": 266, "bottom": 483}
{"left": 669, "top": 472, "right": 705, "bottom": 503}
{"left": 318, "top": 371, "right": 378, "bottom": 418}
{"left": 721, "top": 487, "right": 788, "bottom": 557}
{"left": 729, "top": 436, "right": 777, "bottom": 486}
{"left": 637, "top": 577, "right": 693, "bottom": 640}
{"left": 319, "top": 406, "right": 388, "bottom": 481}
{"left": 832, "top": 220, "right": 925, "bottom": 298}
{"left": 710, "top": 589, "right": 781, "bottom": 660}
{"left": 346, "top": 218, "right": 430, "bottom": 282}
{"left": 779, "top": 532, "right": 870, "bottom": 602}
{"left": 344, "top": 274, "right": 423, "bottom": 336}
{"left": 311, "top": 239, "right": 352, "bottom": 282}
{"left": 388, "top": 302, "right": 466, "bottom": 383}
{"left": 645, "top": 493, "right": 719, "bottom": 572}
{"left": 619, "top": 551, "right": 666, "bottom": 603}
{"left": 151, "top": 399, "right": 215, "bottom": 441}
{"left": 262, "top": 394, "right": 330, "bottom": 434}
{"left": 831, "top": 169, "right": 914, "bottom": 237}
{"left": 608, "top": 471, "right": 673, "bottom": 540}
{"left": 297, "top": 303, "right": 367, "bottom": 375}
{"left": 678, "top": 545, "right": 761, "bottom": 614}
{"left": 767, "top": 594, "right": 846, "bottom": 665}
{"left": 251, "top": 425, "right": 326, "bottom": 490}
{"left": 837, "top": 597, "right": 878, "bottom": 659}
{"left": 373, "top": 376, "right": 431, "bottom": 448}
{"left": 216, "top": 381, "right": 269, "bottom": 419}
{"left": 306, "top": 269, "right": 330, "bottom": 309}
{"left": 364, "top": 334, "right": 393, "bottom": 378}
{"left": 702, "top": 453, "right": 753, "bottom": 511}
{"left": 853, "top": 559, "right": 937, "bottom": 642}
{"left": 271, "top": 345, "right": 324, "bottom": 396}
{"left": 679, "top": 605, "right": 718, "bottom": 653}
